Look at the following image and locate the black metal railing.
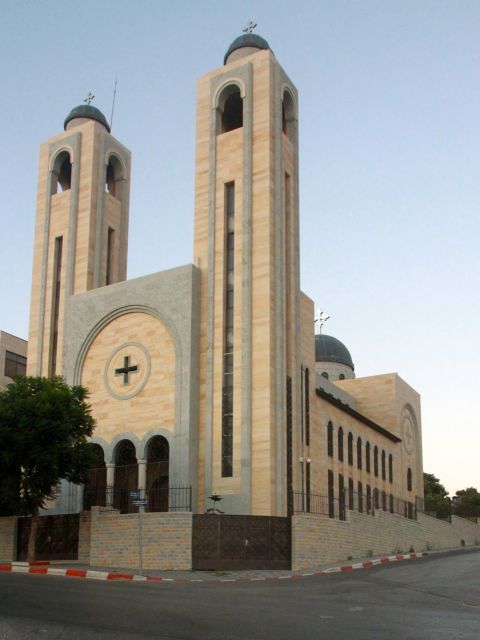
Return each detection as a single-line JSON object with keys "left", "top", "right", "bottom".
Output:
{"left": 294, "top": 490, "right": 418, "bottom": 521}
{"left": 97, "top": 485, "right": 192, "bottom": 514}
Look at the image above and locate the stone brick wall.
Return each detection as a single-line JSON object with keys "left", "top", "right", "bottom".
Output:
{"left": 0, "top": 517, "right": 17, "bottom": 562}
{"left": 292, "top": 509, "right": 480, "bottom": 570}
{"left": 89, "top": 508, "right": 192, "bottom": 570}
{"left": 78, "top": 511, "right": 91, "bottom": 563}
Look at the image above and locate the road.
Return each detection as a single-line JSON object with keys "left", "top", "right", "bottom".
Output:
{"left": 0, "top": 549, "right": 479, "bottom": 639}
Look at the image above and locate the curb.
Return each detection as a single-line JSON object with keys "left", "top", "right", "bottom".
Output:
{"left": 0, "top": 552, "right": 429, "bottom": 584}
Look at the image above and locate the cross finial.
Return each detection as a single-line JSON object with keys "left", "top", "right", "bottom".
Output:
{"left": 243, "top": 20, "right": 257, "bottom": 34}
{"left": 314, "top": 309, "right": 330, "bottom": 335}
{"left": 84, "top": 92, "right": 95, "bottom": 105}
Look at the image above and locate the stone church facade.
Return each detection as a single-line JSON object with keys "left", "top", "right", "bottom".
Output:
{"left": 26, "top": 32, "right": 425, "bottom": 530}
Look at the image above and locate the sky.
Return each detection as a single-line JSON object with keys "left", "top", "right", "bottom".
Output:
{"left": 0, "top": 1, "right": 478, "bottom": 495}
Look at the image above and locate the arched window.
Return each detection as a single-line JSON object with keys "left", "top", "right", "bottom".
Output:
{"left": 217, "top": 85, "right": 243, "bottom": 133}
{"left": 348, "top": 432, "right": 353, "bottom": 466}
{"left": 339, "top": 373, "right": 345, "bottom": 380}
{"left": 366, "top": 442, "right": 371, "bottom": 473}
{"left": 374, "top": 446, "right": 379, "bottom": 477}
{"left": 282, "top": 89, "right": 295, "bottom": 140}
{"left": 357, "top": 437, "right": 362, "bottom": 470}
{"left": 407, "top": 467, "right": 413, "bottom": 492}
{"left": 381, "top": 450, "right": 386, "bottom": 480}
{"left": 146, "top": 436, "right": 169, "bottom": 512}
{"left": 114, "top": 439, "right": 138, "bottom": 513}
{"left": 327, "top": 422, "right": 334, "bottom": 457}
{"left": 105, "top": 154, "right": 123, "bottom": 198}
{"left": 321, "top": 371, "right": 329, "bottom": 379}
{"left": 337, "top": 426, "right": 344, "bottom": 462}
{"left": 389, "top": 454, "right": 393, "bottom": 483}
{"left": 51, "top": 150, "right": 72, "bottom": 194}
{"left": 83, "top": 443, "right": 106, "bottom": 510}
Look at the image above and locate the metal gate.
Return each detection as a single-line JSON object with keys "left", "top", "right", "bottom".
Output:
{"left": 16, "top": 514, "right": 80, "bottom": 561}
{"left": 192, "top": 515, "right": 291, "bottom": 570}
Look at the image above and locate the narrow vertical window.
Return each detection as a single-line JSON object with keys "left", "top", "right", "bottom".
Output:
{"left": 389, "top": 454, "right": 393, "bottom": 483}
{"left": 49, "top": 236, "right": 63, "bottom": 377}
{"left": 327, "top": 422, "right": 334, "bottom": 457}
{"left": 357, "top": 437, "right": 362, "bottom": 470}
{"left": 374, "top": 446, "right": 379, "bottom": 477}
{"left": 339, "top": 474, "right": 345, "bottom": 521}
{"left": 286, "top": 376, "right": 293, "bottom": 516}
{"left": 389, "top": 493, "right": 394, "bottom": 513}
{"left": 374, "top": 487, "right": 379, "bottom": 509}
{"left": 348, "top": 432, "right": 353, "bottom": 466}
{"left": 221, "top": 183, "right": 235, "bottom": 477}
{"left": 381, "top": 450, "right": 386, "bottom": 480}
{"left": 106, "top": 227, "right": 114, "bottom": 286}
{"left": 304, "top": 367, "right": 310, "bottom": 446}
{"left": 366, "top": 485, "right": 372, "bottom": 514}
{"left": 407, "top": 467, "right": 413, "bottom": 492}
{"left": 348, "top": 478, "right": 354, "bottom": 510}
{"left": 357, "top": 482, "right": 363, "bottom": 513}
{"left": 338, "top": 426, "right": 344, "bottom": 462}
{"left": 366, "top": 442, "right": 371, "bottom": 473}
{"left": 382, "top": 490, "right": 387, "bottom": 511}
{"left": 328, "top": 470, "right": 334, "bottom": 518}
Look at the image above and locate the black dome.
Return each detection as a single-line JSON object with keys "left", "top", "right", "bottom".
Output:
{"left": 315, "top": 334, "right": 354, "bottom": 370}
{"left": 64, "top": 104, "right": 110, "bottom": 133}
{"left": 224, "top": 33, "right": 271, "bottom": 64}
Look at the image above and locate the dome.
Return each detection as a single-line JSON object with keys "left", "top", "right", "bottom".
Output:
{"left": 315, "top": 334, "right": 354, "bottom": 371}
{"left": 64, "top": 104, "right": 110, "bottom": 133}
{"left": 224, "top": 33, "right": 271, "bottom": 64}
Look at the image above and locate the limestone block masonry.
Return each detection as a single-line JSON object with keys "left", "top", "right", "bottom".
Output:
{"left": 89, "top": 509, "right": 192, "bottom": 570}
{"left": 292, "top": 510, "right": 480, "bottom": 570}
{"left": 0, "top": 517, "right": 17, "bottom": 563}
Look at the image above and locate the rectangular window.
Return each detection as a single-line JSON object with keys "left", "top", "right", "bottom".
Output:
{"left": 389, "top": 493, "right": 394, "bottom": 514}
{"left": 339, "top": 474, "right": 346, "bottom": 521}
{"left": 221, "top": 183, "right": 235, "bottom": 477}
{"left": 49, "top": 236, "right": 63, "bottom": 377}
{"left": 327, "top": 423, "right": 334, "bottom": 457}
{"left": 328, "top": 470, "right": 334, "bottom": 518}
{"left": 366, "top": 485, "right": 372, "bottom": 514}
{"left": 348, "top": 478, "right": 354, "bottom": 510}
{"left": 374, "top": 487, "right": 379, "bottom": 510}
{"left": 4, "top": 350, "right": 27, "bottom": 378}
{"left": 382, "top": 490, "right": 387, "bottom": 511}
{"left": 304, "top": 368, "right": 310, "bottom": 446}
{"left": 357, "top": 482, "right": 363, "bottom": 513}
{"left": 106, "top": 227, "right": 114, "bottom": 285}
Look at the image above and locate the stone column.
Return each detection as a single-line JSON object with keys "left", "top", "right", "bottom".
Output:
{"left": 138, "top": 459, "right": 147, "bottom": 499}
{"left": 106, "top": 463, "right": 115, "bottom": 507}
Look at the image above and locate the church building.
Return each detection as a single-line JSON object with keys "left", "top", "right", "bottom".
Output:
{"left": 26, "top": 31, "right": 423, "bottom": 524}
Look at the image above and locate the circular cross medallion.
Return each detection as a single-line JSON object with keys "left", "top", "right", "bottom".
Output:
{"left": 402, "top": 415, "right": 415, "bottom": 455}
{"left": 104, "top": 342, "right": 151, "bottom": 400}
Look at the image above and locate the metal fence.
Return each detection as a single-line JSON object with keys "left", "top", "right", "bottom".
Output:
{"left": 97, "top": 486, "right": 192, "bottom": 514}
{"left": 294, "top": 490, "right": 418, "bottom": 521}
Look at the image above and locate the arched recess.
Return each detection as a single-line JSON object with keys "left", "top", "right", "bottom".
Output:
{"left": 146, "top": 435, "right": 170, "bottom": 512}
{"left": 82, "top": 443, "right": 106, "bottom": 510}
{"left": 281, "top": 88, "right": 296, "bottom": 140}
{"left": 50, "top": 148, "right": 73, "bottom": 194}
{"left": 113, "top": 439, "right": 138, "bottom": 513}
{"left": 216, "top": 82, "right": 244, "bottom": 133}
{"left": 105, "top": 152, "right": 125, "bottom": 199}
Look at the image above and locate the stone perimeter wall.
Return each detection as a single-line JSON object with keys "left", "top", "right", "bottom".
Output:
{"left": 292, "top": 509, "right": 480, "bottom": 570}
{"left": 89, "top": 508, "right": 192, "bottom": 570}
{"left": 0, "top": 517, "right": 16, "bottom": 563}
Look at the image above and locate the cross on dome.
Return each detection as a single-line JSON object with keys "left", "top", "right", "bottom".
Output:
{"left": 243, "top": 20, "right": 257, "bottom": 34}
{"left": 84, "top": 92, "right": 95, "bottom": 105}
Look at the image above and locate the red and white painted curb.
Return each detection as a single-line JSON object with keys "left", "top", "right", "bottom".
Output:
{"left": 0, "top": 552, "right": 429, "bottom": 584}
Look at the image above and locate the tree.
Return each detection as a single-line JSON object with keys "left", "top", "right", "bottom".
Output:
{"left": 452, "top": 487, "right": 480, "bottom": 519}
{"left": 0, "top": 376, "right": 95, "bottom": 561}
{"left": 423, "top": 473, "right": 452, "bottom": 518}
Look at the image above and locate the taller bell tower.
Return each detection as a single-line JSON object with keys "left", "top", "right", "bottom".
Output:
{"left": 27, "top": 102, "right": 131, "bottom": 377}
{"left": 194, "top": 33, "right": 301, "bottom": 516}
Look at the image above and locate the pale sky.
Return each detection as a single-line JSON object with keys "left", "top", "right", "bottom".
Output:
{"left": 0, "top": 1, "right": 478, "bottom": 495}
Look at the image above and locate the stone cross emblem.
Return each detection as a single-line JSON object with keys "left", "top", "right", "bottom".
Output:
{"left": 114, "top": 355, "right": 138, "bottom": 385}
{"left": 243, "top": 20, "right": 257, "bottom": 34}
{"left": 84, "top": 92, "right": 95, "bottom": 105}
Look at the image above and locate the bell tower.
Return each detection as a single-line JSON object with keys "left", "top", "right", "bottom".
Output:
{"left": 27, "top": 100, "right": 131, "bottom": 377}
{"left": 194, "top": 32, "right": 301, "bottom": 516}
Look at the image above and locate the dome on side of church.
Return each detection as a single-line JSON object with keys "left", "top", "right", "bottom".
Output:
{"left": 64, "top": 104, "right": 110, "bottom": 133}
{"left": 315, "top": 334, "right": 355, "bottom": 381}
{"left": 224, "top": 33, "right": 271, "bottom": 64}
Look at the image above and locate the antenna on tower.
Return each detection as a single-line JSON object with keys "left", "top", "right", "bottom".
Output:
{"left": 109, "top": 76, "right": 118, "bottom": 131}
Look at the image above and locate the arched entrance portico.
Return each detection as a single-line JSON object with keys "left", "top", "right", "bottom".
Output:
{"left": 146, "top": 436, "right": 169, "bottom": 512}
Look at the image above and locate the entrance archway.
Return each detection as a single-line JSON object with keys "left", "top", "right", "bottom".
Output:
{"left": 146, "top": 436, "right": 169, "bottom": 512}
{"left": 113, "top": 439, "right": 138, "bottom": 513}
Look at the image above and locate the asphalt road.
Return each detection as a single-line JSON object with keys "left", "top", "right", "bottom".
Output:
{"left": 0, "top": 549, "right": 479, "bottom": 639}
